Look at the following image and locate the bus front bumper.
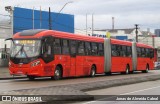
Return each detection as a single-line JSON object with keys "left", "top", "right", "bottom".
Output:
{"left": 9, "top": 66, "right": 44, "bottom": 77}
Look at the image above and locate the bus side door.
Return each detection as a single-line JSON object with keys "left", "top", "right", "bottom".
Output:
{"left": 42, "top": 37, "right": 54, "bottom": 75}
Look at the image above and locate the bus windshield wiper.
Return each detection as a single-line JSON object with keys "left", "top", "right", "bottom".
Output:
{"left": 14, "top": 44, "right": 28, "bottom": 58}
{"left": 22, "top": 46, "right": 28, "bottom": 58}
{"left": 13, "top": 44, "right": 24, "bottom": 58}
{"left": 13, "top": 44, "right": 29, "bottom": 58}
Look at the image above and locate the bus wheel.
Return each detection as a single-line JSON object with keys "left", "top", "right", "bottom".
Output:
{"left": 90, "top": 66, "right": 96, "bottom": 77}
{"left": 27, "top": 75, "right": 35, "bottom": 80}
{"left": 54, "top": 66, "right": 62, "bottom": 80}
{"left": 142, "top": 65, "right": 149, "bottom": 73}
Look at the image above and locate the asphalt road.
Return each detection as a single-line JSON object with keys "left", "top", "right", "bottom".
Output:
{"left": 0, "top": 70, "right": 160, "bottom": 93}
{"left": 80, "top": 80, "right": 160, "bottom": 104}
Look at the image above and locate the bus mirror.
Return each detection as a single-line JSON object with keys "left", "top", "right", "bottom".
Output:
{"left": 5, "top": 38, "right": 13, "bottom": 41}
{"left": 5, "top": 38, "right": 15, "bottom": 44}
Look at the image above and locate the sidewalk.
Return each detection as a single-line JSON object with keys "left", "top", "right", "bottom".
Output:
{"left": 0, "top": 67, "right": 26, "bottom": 80}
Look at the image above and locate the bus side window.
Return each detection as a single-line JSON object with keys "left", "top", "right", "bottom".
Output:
{"left": 111, "top": 44, "right": 118, "bottom": 56}
{"left": 150, "top": 49, "right": 154, "bottom": 58}
{"left": 91, "top": 43, "right": 98, "bottom": 56}
{"left": 70, "top": 40, "right": 77, "bottom": 56}
{"left": 116, "top": 45, "right": 121, "bottom": 56}
{"left": 122, "top": 46, "right": 127, "bottom": 57}
{"left": 85, "top": 42, "right": 91, "bottom": 55}
{"left": 78, "top": 41, "right": 85, "bottom": 55}
{"left": 127, "top": 46, "right": 132, "bottom": 57}
{"left": 54, "top": 38, "right": 61, "bottom": 54}
{"left": 137, "top": 47, "right": 141, "bottom": 57}
{"left": 141, "top": 48, "right": 146, "bottom": 57}
{"left": 62, "top": 40, "right": 69, "bottom": 54}
{"left": 43, "top": 40, "right": 52, "bottom": 56}
{"left": 98, "top": 43, "right": 104, "bottom": 56}
{"left": 146, "top": 48, "right": 150, "bottom": 57}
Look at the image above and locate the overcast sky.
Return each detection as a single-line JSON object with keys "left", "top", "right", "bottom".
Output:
{"left": 1, "top": 0, "right": 160, "bottom": 33}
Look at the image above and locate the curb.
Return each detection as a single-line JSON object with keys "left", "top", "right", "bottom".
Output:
{"left": 0, "top": 77, "right": 26, "bottom": 80}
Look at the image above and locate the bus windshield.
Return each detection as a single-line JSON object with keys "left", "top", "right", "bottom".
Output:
{"left": 10, "top": 40, "right": 41, "bottom": 58}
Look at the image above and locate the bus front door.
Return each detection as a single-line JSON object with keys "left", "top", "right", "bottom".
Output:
{"left": 42, "top": 37, "right": 54, "bottom": 76}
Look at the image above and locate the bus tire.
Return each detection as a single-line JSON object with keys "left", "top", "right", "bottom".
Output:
{"left": 90, "top": 66, "right": 96, "bottom": 77}
{"left": 27, "top": 75, "right": 35, "bottom": 80}
{"left": 54, "top": 66, "right": 62, "bottom": 80}
{"left": 142, "top": 65, "right": 149, "bottom": 73}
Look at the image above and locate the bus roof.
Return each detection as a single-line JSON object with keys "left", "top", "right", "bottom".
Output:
{"left": 13, "top": 29, "right": 154, "bottom": 49}
{"left": 13, "top": 29, "right": 104, "bottom": 43}
{"left": 111, "top": 38, "right": 132, "bottom": 46}
{"left": 136, "top": 42, "right": 153, "bottom": 49}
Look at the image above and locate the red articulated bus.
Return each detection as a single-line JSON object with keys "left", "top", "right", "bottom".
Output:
{"left": 7, "top": 29, "right": 157, "bottom": 80}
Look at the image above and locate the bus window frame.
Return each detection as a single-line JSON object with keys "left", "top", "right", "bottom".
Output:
{"left": 85, "top": 42, "right": 92, "bottom": 56}
{"left": 91, "top": 42, "right": 98, "bottom": 56}
{"left": 53, "top": 38, "right": 62, "bottom": 55}
{"left": 62, "top": 39, "right": 70, "bottom": 55}
{"left": 77, "top": 41, "right": 85, "bottom": 56}
{"left": 69, "top": 40, "right": 77, "bottom": 57}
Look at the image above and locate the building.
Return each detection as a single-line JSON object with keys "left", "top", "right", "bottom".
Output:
{"left": 13, "top": 7, "right": 74, "bottom": 34}
{"left": 0, "top": 21, "right": 12, "bottom": 38}
{"left": 75, "top": 28, "right": 142, "bottom": 41}
{"left": 0, "top": 21, "right": 11, "bottom": 66}
{"left": 155, "top": 29, "right": 160, "bottom": 37}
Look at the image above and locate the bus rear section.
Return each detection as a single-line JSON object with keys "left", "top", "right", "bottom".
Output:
{"left": 108, "top": 39, "right": 133, "bottom": 74}
{"left": 136, "top": 43, "right": 155, "bottom": 72}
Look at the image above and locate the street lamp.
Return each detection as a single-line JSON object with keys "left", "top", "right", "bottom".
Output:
{"left": 5, "top": 6, "right": 14, "bottom": 36}
{"left": 49, "top": 1, "right": 73, "bottom": 30}
{"left": 54, "top": 1, "right": 73, "bottom": 21}
{"left": 5, "top": 6, "right": 12, "bottom": 11}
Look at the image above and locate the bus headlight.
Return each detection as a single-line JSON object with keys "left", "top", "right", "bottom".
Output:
{"left": 31, "top": 60, "right": 40, "bottom": 67}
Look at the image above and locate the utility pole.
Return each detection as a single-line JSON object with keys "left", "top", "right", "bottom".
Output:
{"left": 112, "top": 17, "right": 114, "bottom": 30}
{"left": 40, "top": 6, "right": 42, "bottom": 29}
{"left": 92, "top": 14, "right": 94, "bottom": 36}
{"left": 32, "top": 7, "right": 34, "bottom": 29}
{"left": 49, "top": 7, "right": 52, "bottom": 30}
{"left": 52, "top": 1, "right": 73, "bottom": 29}
{"left": 135, "top": 24, "right": 139, "bottom": 42}
{"left": 86, "top": 14, "right": 87, "bottom": 35}
{"left": 5, "top": 6, "right": 14, "bottom": 35}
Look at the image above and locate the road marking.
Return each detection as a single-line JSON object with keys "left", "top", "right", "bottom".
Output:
{"left": 82, "top": 85, "right": 160, "bottom": 104}
{"left": 120, "top": 85, "right": 160, "bottom": 95}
